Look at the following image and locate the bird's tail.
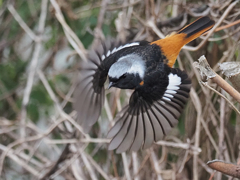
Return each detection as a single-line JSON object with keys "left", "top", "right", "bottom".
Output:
{"left": 151, "top": 16, "right": 215, "bottom": 67}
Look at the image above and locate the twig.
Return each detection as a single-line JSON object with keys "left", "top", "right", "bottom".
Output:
{"left": 149, "top": 148, "right": 163, "bottom": 180}
{"left": 7, "top": 4, "right": 38, "bottom": 41}
{"left": 132, "top": 152, "right": 140, "bottom": 180}
{"left": 85, "top": 153, "right": 111, "bottom": 180}
{"left": 19, "top": 0, "right": 48, "bottom": 138}
{"left": 178, "top": 139, "right": 190, "bottom": 173}
{"left": 198, "top": 158, "right": 213, "bottom": 174}
{"left": 48, "top": 144, "right": 85, "bottom": 179}
{"left": 71, "top": 158, "right": 86, "bottom": 180}
{"left": 147, "top": 9, "right": 217, "bottom": 52}
{"left": 94, "top": 0, "right": 108, "bottom": 40}
{"left": 122, "top": 152, "right": 131, "bottom": 180}
{"left": 203, "top": 27, "right": 240, "bottom": 41}
{"left": 216, "top": 89, "right": 226, "bottom": 179}
{"left": 200, "top": 82, "right": 240, "bottom": 116}
{"left": 81, "top": 151, "right": 98, "bottom": 180}
{"left": 136, "top": 152, "right": 151, "bottom": 175}
{"left": 219, "top": 62, "right": 240, "bottom": 92}
{"left": 126, "top": 0, "right": 135, "bottom": 28}
{"left": 50, "top": 0, "right": 87, "bottom": 61}
{"left": 219, "top": 90, "right": 226, "bottom": 159}
{"left": 0, "top": 142, "right": 44, "bottom": 168}
{"left": 194, "top": 56, "right": 240, "bottom": 104}
{"left": 0, "top": 144, "right": 40, "bottom": 177}
{"left": 190, "top": 88, "right": 202, "bottom": 180}
{"left": 207, "top": 160, "right": 240, "bottom": 178}
{"left": 212, "top": 74, "right": 240, "bottom": 103}
{"left": 156, "top": 140, "right": 201, "bottom": 153}
{"left": 0, "top": 117, "right": 69, "bottom": 176}
{"left": 46, "top": 139, "right": 78, "bottom": 144}
{"left": 208, "top": 19, "right": 240, "bottom": 34}
{"left": 106, "top": 0, "right": 141, "bottom": 11}
{"left": 108, "top": 85, "right": 131, "bottom": 180}
{"left": 111, "top": 152, "right": 119, "bottom": 178}
{"left": 0, "top": 80, "right": 19, "bottom": 113}
{"left": 147, "top": 17, "right": 165, "bottom": 39}
{"left": 104, "top": 96, "right": 114, "bottom": 124}
{"left": 184, "top": 0, "right": 239, "bottom": 51}
{"left": 194, "top": 56, "right": 240, "bottom": 115}
{"left": 37, "top": 70, "right": 89, "bottom": 136}
{"left": 132, "top": 11, "right": 148, "bottom": 26}
{"left": 40, "top": 144, "right": 71, "bottom": 179}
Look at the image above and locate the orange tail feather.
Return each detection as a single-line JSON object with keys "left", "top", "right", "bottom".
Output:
{"left": 151, "top": 16, "right": 215, "bottom": 67}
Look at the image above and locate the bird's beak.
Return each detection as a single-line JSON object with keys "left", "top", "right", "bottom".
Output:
{"left": 108, "top": 82, "right": 113, "bottom": 89}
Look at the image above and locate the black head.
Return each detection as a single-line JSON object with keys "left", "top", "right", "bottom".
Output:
{"left": 108, "top": 73, "right": 142, "bottom": 89}
{"left": 108, "top": 54, "right": 145, "bottom": 89}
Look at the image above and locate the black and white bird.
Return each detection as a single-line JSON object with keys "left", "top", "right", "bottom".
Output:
{"left": 73, "top": 16, "right": 215, "bottom": 153}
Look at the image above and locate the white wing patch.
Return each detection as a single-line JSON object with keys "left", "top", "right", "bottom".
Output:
{"left": 163, "top": 73, "right": 182, "bottom": 101}
{"left": 101, "top": 54, "right": 105, "bottom": 60}
{"left": 167, "top": 73, "right": 181, "bottom": 90}
{"left": 111, "top": 47, "right": 117, "bottom": 53}
{"left": 101, "top": 42, "right": 140, "bottom": 61}
{"left": 164, "top": 93, "right": 173, "bottom": 98}
{"left": 168, "top": 73, "right": 181, "bottom": 86}
{"left": 106, "top": 50, "right": 111, "bottom": 57}
{"left": 162, "top": 97, "right": 171, "bottom": 101}
{"left": 165, "top": 89, "right": 177, "bottom": 94}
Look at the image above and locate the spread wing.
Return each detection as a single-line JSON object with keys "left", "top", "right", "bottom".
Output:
{"left": 107, "top": 68, "right": 191, "bottom": 153}
{"left": 73, "top": 40, "right": 143, "bottom": 133}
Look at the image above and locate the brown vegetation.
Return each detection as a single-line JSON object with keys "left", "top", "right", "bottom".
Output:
{"left": 0, "top": 0, "right": 240, "bottom": 179}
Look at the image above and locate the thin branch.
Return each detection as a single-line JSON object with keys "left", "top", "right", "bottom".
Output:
{"left": 207, "top": 18, "right": 240, "bottom": 34}
{"left": 207, "top": 160, "right": 240, "bottom": 178}
{"left": 194, "top": 55, "right": 240, "bottom": 109}
{"left": 7, "top": 4, "right": 38, "bottom": 41}
{"left": 0, "top": 144, "right": 40, "bottom": 177}
{"left": 20, "top": 0, "right": 48, "bottom": 138}
{"left": 190, "top": 88, "right": 202, "bottom": 180}
{"left": 85, "top": 152, "right": 111, "bottom": 180}
{"left": 200, "top": 82, "right": 240, "bottom": 116}
{"left": 121, "top": 152, "right": 131, "bottom": 180}
{"left": 48, "top": 145, "right": 85, "bottom": 179}
{"left": 147, "top": 17, "right": 165, "bottom": 39}
{"left": 212, "top": 74, "right": 240, "bottom": 103}
{"left": 81, "top": 151, "right": 98, "bottom": 180}
{"left": 37, "top": 70, "right": 89, "bottom": 137}
{"left": 149, "top": 148, "right": 163, "bottom": 180}
{"left": 132, "top": 152, "right": 140, "bottom": 180}
{"left": 156, "top": 140, "right": 201, "bottom": 153}
{"left": 49, "top": 0, "right": 87, "bottom": 61}
{"left": 184, "top": 0, "right": 239, "bottom": 51}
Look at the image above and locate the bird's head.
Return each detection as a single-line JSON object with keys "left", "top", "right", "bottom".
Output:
{"left": 108, "top": 54, "right": 145, "bottom": 89}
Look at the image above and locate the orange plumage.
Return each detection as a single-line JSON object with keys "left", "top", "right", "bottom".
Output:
{"left": 151, "top": 16, "right": 215, "bottom": 67}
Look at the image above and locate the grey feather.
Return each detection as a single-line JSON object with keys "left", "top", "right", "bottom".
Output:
{"left": 129, "top": 111, "right": 143, "bottom": 151}
{"left": 116, "top": 115, "right": 137, "bottom": 153}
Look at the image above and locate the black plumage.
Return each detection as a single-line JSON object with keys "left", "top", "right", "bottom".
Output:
{"left": 74, "top": 40, "right": 191, "bottom": 153}
{"left": 73, "top": 16, "right": 215, "bottom": 153}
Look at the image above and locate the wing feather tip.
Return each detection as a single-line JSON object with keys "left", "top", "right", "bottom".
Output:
{"left": 108, "top": 142, "right": 116, "bottom": 151}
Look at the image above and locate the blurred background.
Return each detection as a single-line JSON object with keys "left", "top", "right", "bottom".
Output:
{"left": 0, "top": 0, "right": 240, "bottom": 179}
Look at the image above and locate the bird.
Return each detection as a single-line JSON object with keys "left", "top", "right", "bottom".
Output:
{"left": 73, "top": 16, "right": 215, "bottom": 153}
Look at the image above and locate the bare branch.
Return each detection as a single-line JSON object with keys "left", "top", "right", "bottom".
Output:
{"left": 207, "top": 160, "right": 240, "bottom": 178}
{"left": 20, "top": 0, "right": 48, "bottom": 138}
{"left": 194, "top": 56, "right": 240, "bottom": 105}
{"left": 50, "top": 0, "right": 87, "bottom": 61}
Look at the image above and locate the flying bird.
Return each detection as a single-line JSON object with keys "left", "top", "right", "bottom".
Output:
{"left": 73, "top": 16, "right": 215, "bottom": 153}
